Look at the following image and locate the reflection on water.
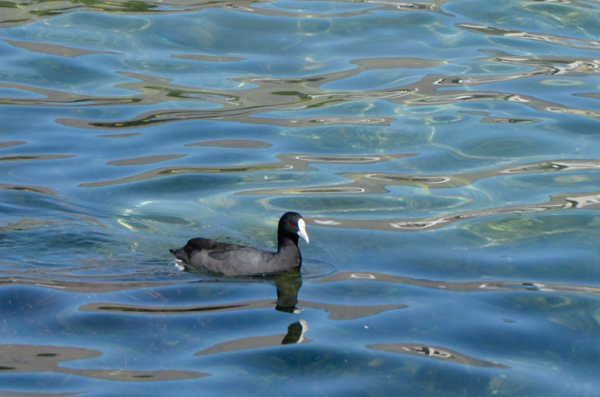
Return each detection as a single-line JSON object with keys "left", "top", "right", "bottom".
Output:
{"left": 0, "top": 0, "right": 461, "bottom": 29}
{"left": 0, "top": 344, "right": 208, "bottom": 382}
{"left": 242, "top": 159, "right": 600, "bottom": 195}
{"left": 368, "top": 343, "right": 509, "bottom": 369}
{"left": 186, "top": 139, "right": 273, "bottom": 149}
{"left": 78, "top": 271, "right": 406, "bottom": 321}
{"left": 49, "top": 55, "right": 600, "bottom": 132}
{"left": 78, "top": 152, "right": 412, "bottom": 187}
{"left": 195, "top": 320, "right": 310, "bottom": 356}
{"left": 3, "top": 0, "right": 600, "bottom": 395}
{"left": 458, "top": 23, "right": 600, "bottom": 51}
{"left": 308, "top": 189, "right": 600, "bottom": 232}
{"left": 315, "top": 271, "right": 600, "bottom": 299}
{"left": 0, "top": 182, "right": 58, "bottom": 196}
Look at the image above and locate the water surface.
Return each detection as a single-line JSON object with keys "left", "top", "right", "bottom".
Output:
{"left": 2, "top": 0, "right": 600, "bottom": 395}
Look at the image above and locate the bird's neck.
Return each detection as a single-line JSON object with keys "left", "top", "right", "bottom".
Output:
{"left": 277, "top": 233, "right": 299, "bottom": 254}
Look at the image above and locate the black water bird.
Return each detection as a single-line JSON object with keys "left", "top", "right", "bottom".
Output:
{"left": 170, "top": 212, "right": 309, "bottom": 276}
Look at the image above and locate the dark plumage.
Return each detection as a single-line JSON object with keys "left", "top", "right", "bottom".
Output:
{"left": 169, "top": 212, "right": 309, "bottom": 276}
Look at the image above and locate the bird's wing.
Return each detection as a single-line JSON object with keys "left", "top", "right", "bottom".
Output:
{"left": 208, "top": 246, "right": 266, "bottom": 261}
{"left": 185, "top": 238, "right": 237, "bottom": 251}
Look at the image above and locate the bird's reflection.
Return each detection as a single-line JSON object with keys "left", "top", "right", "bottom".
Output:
{"left": 271, "top": 271, "right": 302, "bottom": 313}
{"left": 281, "top": 319, "right": 308, "bottom": 344}
{"left": 260, "top": 271, "right": 306, "bottom": 344}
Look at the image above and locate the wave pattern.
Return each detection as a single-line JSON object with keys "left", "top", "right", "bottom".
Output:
{"left": 2, "top": 0, "right": 600, "bottom": 395}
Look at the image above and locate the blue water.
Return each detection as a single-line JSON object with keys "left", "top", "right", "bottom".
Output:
{"left": 2, "top": 0, "right": 600, "bottom": 395}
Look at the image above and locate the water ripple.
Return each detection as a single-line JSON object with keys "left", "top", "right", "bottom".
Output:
{"left": 79, "top": 152, "right": 412, "bottom": 187}
{"left": 315, "top": 271, "right": 600, "bottom": 299}
{"left": 368, "top": 343, "right": 509, "bottom": 369}
{"left": 0, "top": 344, "right": 208, "bottom": 382}
{"left": 241, "top": 159, "right": 600, "bottom": 195}
{"left": 309, "top": 190, "right": 600, "bottom": 232}
{"left": 2, "top": 0, "right": 600, "bottom": 394}
{"left": 458, "top": 23, "right": 600, "bottom": 50}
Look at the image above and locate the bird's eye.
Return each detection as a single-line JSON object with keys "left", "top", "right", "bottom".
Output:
{"left": 291, "top": 222, "right": 297, "bottom": 228}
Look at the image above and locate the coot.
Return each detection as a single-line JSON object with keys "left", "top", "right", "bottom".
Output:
{"left": 170, "top": 212, "right": 309, "bottom": 276}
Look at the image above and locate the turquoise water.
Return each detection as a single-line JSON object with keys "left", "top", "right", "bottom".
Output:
{"left": 2, "top": 0, "right": 600, "bottom": 394}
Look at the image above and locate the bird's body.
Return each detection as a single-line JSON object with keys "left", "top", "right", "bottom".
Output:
{"left": 170, "top": 212, "right": 309, "bottom": 276}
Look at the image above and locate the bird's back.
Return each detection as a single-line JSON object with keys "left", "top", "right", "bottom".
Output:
{"left": 171, "top": 237, "right": 294, "bottom": 276}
